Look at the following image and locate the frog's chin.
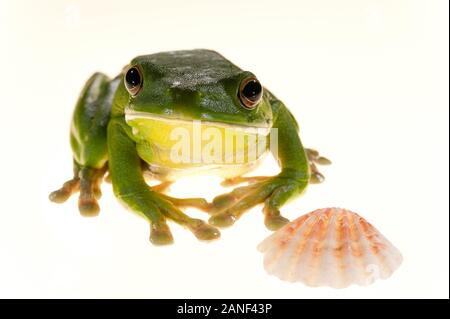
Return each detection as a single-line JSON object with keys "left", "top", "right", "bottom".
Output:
{"left": 124, "top": 110, "right": 272, "bottom": 136}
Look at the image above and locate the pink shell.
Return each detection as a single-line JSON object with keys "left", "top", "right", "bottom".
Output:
{"left": 258, "top": 208, "right": 403, "bottom": 288}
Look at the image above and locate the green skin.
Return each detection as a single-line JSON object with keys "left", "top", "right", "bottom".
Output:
{"left": 49, "top": 50, "right": 330, "bottom": 245}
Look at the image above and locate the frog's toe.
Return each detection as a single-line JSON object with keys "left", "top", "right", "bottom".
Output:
{"left": 75, "top": 166, "right": 107, "bottom": 216}
{"left": 49, "top": 189, "right": 72, "bottom": 203}
{"left": 78, "top": 198, "right": 100, "bottom": 217}
{"left": 78, "top": 183, "right": 100, "bottom": 217}
{"left": 151, "top": 181, "right": 173, "bottom": 193}
{"left": 264, "top": 214, "right": 289, "bottom": 231}
{"left": 208, "top": 185, "right": 259, "bottom": 215}
{"left": 161, "top": 195, "right": 211, "bottom": 211}
{"left": 49, "top": 178, "right": 80, "bottom": 203}
{"left": 150, "top": 222, "right": 174, "bottom": 245}
{"left": 316, "top": 156, "right": 332, "bottom": 165}
{"left": 50, "top": 165, "right": 107, "bottom": 218}
{"left": 310, "top": 171, "right": 325, "bottom": 184}
{"left": 221, "top": 176, "right": 270, "bottom": 187}
{"left": 188, "top": 219, "right": 221, "bottom": 241}
{"left": 93, "top": 184, "right": 102, "bottom": 200}
{"left": 306, "top": 148, "right": 331, "bottom": 184}
{"left": 208, "top": 212, "right": 237, "bottom": 228}
{"left": 208, "top": 194, "right": 237, "bottom": 215}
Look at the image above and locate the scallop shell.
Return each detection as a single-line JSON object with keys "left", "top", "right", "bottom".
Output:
{"left": 258, "top": 208, "right": 403, "bottom": 288}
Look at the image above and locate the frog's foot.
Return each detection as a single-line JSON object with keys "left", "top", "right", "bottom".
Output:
{"left": 208, "top": 174, "right": 306, "bottom": 231}
{"left": 146, "top": 193, "right": 220, "bottom": 245}
{"left": 48, "top": 177, "right": 80, "bottom": 203}
{"left": 49, "top": 165, "right": 107, "bottom": 217}
{"left": 305, "top": 148, "right": 331, "bottom": 184}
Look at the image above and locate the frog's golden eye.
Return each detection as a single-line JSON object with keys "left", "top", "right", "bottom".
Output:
{"left": 124, "top": 66, "right": 143, "bottom": 96}
{"left": 238, "top": 76, "right": 263, "bottom": 109}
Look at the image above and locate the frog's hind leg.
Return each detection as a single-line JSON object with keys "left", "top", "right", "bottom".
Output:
{"left": 305, "top": 148, "right": 331, "bottom": 184}
{"left": 49, "top": 72, "right": 117, "bottom": 217}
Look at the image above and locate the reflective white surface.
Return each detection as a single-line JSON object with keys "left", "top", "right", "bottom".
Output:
{"left": 0, "top": 0, "right": 448, "bottom": 298}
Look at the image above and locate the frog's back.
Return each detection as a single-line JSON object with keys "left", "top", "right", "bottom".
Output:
{"left": 131, "top": 49, "right": 243, "bottom": 90}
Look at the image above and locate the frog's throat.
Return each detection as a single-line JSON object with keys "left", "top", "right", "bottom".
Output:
{"left": 124, "top": 110, "right": 272, "bottom": 136}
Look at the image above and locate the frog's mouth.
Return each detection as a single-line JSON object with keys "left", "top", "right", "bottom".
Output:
{"left": 124, "top": 111, "right": 272, "bottom": 136}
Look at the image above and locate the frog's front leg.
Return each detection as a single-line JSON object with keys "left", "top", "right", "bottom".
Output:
{"left": 108, "top": 118, "right": 220, "bottom": 245}
{"left": 208, "top": 100, "right": 310, "bottom": 231}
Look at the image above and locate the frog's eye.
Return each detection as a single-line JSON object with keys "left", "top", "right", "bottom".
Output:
{"left": 238, "top": 76, "right": 263, "bottom": 109}
{"left": 124, "top": 66, "right": 143, "bottom": 96}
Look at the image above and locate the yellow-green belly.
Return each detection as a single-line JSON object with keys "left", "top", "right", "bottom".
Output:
{"left": 126, "top": 116, "right": 270, "bottom": 180}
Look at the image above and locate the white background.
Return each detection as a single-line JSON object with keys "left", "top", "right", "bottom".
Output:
{"left": 0, "top": 0, "right": 448, "bottom": 298}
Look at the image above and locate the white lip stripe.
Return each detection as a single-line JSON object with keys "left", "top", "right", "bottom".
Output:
{"left": 124, "top": 110, "right": 272, "bottom": 136}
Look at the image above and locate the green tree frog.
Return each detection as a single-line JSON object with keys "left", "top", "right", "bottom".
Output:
{"left": 49, "top": 50, "right": 330, "bottom": 245}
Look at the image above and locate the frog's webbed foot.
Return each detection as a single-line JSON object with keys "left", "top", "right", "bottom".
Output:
{"left": 131, "top": 180, "right": 216, "bottom": 243}
{"left": 305, "top": 148, "right": 331, "bottom": 184}
{"left": 208, "top": 174, "right": 306, "bottom": 231}
{"left": 109, "top": 174, "right": 216, "bottom": 245}
{"left": 49, "top": 164, "right": 107, "bottom": 217}
{"left": 143, "top": 191, "right": 220, "bottom": 245}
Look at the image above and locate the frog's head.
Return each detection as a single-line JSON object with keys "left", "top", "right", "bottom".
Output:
{"left": 122, "top": 50, "right": 273, "bottom": 134}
